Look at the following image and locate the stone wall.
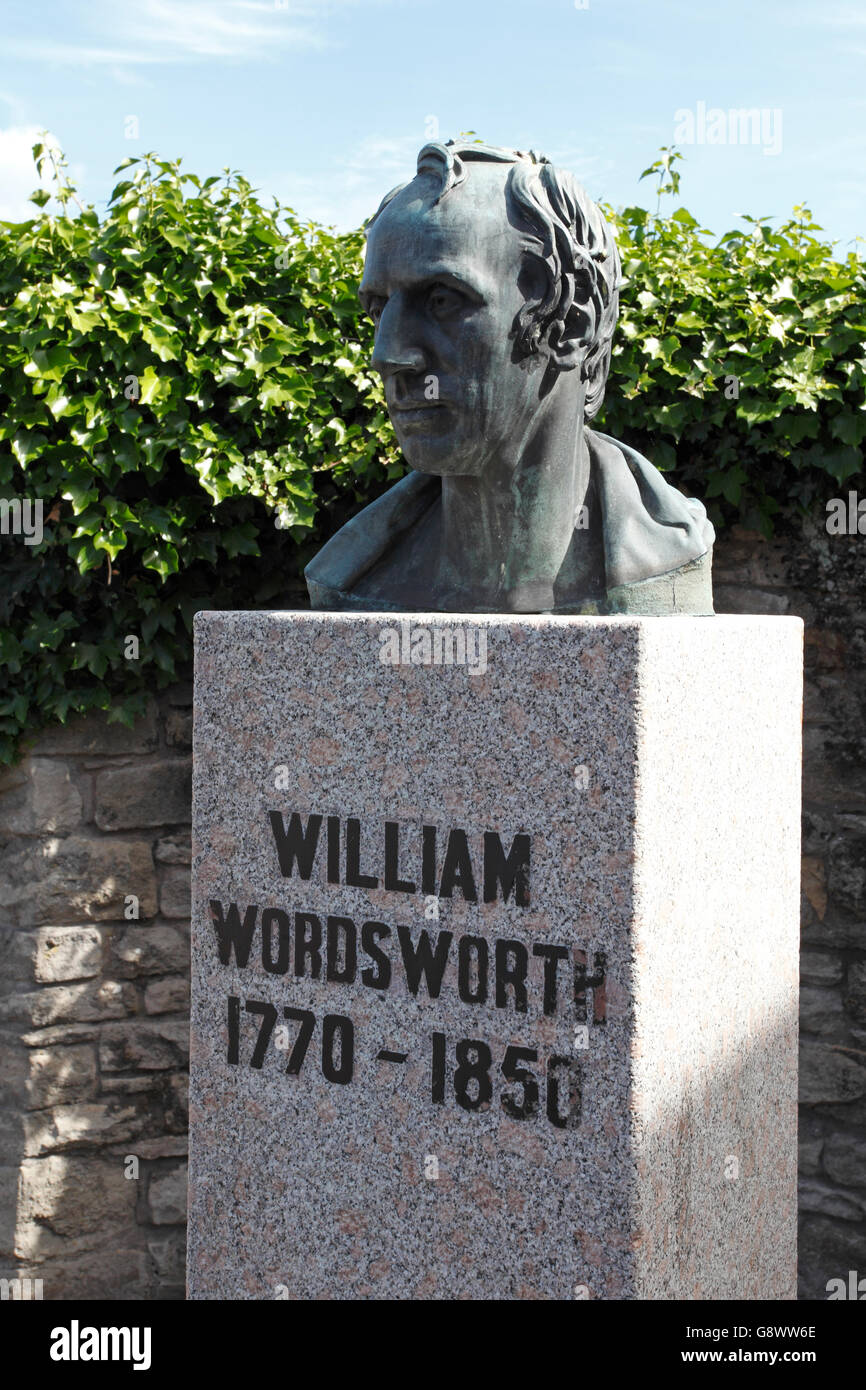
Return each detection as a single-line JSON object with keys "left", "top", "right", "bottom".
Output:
{"left": 0, "top": 686, "right": 192, "bottom": 1299}
{"left": 713, "top": 518, "right": 866, "bottom": 1300}
{"left": 0, "top": 514, "right": 863, "bottom": 1301}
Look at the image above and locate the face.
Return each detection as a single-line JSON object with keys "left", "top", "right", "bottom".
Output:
{"left": 359, "top": 163, "right": 550, "bottom": 477}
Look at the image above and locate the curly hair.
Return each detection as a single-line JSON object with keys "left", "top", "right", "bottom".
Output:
{"left": 366, "top": 140, "right": 622, "bottom": 419}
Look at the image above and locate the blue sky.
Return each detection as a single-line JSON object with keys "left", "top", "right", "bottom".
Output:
{"left": 1, "top": 0, "right": 863, "bottom": 252}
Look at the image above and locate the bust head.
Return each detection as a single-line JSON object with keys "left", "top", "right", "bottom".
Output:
{"left": 306, "top": 140, "right": 714, "bottom": 617}
{"left": 359, "top": 140, "right": 621, "bottom": 479}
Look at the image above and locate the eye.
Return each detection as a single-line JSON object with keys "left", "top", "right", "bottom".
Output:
{"left": 427, "top": 284, "right": 465, "bottom": 319}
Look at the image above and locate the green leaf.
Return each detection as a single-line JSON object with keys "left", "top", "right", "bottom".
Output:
{"left": 138, "top": 366, "right": 172, "bottom": 406}
{"left": 674, "top": 311, "right": 704, "bottom": 331}
{"left": 816, "top": 446, "right": 862, "bottom": 485}
{"left": 23, "top": 345, "right": 76, "bottom": 383}
{"left": 142, "top": 544, "right": 180, "bottom": 578}
{"left": 829, "top": 412, "right": 866, "bottom": 447}
{"left": 12, "top": 431, "right": 49, "bottom": 465}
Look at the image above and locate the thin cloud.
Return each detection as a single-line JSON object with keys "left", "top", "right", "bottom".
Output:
{"left": 810, "top": 4, "right": 866, "bottom": 26}
{"left": 0, "top": 90, "right": 29, "bottom": 123}
{"left": 274, "top": 132, "right": 616, "bottom": 233}
{"left": 4, "top": 0, "right": 339, "bottom": 67}
{"left": 0, "top": 126, "right": 60, "bottom": 222}
{"left": 277, "top": 133, "right": 420, "bottom": 230}
{"left": 784, "top": 1, "right": 866, "bottom": 27}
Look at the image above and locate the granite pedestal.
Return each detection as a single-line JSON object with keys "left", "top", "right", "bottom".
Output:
{"left": 188, "top": 612, "right": 802, "bottom": 1300}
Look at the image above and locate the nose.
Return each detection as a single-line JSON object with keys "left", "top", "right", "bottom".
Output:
{"left": 370, "top": 293, "right": 426, "bottom": 380}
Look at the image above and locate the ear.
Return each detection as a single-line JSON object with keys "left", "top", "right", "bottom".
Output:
{"left": 546, "top": 304, "right": 592, "bottom": 373}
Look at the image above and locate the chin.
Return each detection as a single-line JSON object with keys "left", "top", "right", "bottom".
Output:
{"left": 401, "top": 436, "right": 487, "bottom": 478}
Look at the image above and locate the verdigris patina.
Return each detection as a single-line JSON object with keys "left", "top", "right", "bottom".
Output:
{"left": 305, "top": 140, "right": 714, "bottom": 615}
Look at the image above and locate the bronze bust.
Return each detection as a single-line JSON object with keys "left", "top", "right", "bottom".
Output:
{"left": 306, "top": 141, "right": 714, "bottom": 615}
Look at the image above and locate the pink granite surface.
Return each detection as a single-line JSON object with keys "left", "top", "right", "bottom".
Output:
{"left": 188, "top": 612, "right": 802, "bottom": 1300}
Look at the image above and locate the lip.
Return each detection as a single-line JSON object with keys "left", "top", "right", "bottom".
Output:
{"left": 389, "top": 402, "right": 448, "bottom": 425}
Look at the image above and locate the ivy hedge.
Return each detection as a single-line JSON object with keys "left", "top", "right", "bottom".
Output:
{"left": 0, "top": 143, "right": 863, "bottom": 761}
